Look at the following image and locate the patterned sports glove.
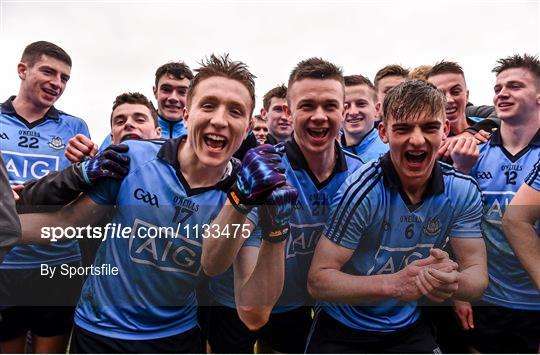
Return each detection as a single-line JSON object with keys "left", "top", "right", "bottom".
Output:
{"left": 228, "top": 144, "right": 287, "bottom": 214}
{"left": 260, "top": 184, "right": 298, "bottom": 243}
{"left": 78, "top": 144, "right": 130, "bottom": 185}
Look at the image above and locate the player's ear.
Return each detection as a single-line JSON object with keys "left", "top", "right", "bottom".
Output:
{"left": 443, "top": 117, "right": 450, "bottom": 138}
{"left": 378, "top": 120, "right": 389, "bottom": 143}
{"left": 17, "top": 62, "right": 28, "bottom": 80}
{"left": 260, "top": 108, "right": 267, "bottom": 118}
{"left": 182, "top": 108, "right": 189, "bottom": 129}
{"left": 155, "top": 126, "right": 162, "bottom": 139}
{"left": 342, "top": 102, "right": 349, "bottom": 121}
{"left": 152, "top": 86, "right": 158, "bottom": 100}
{"left": 375, "top": 101, "right": 381, "bottom": 117}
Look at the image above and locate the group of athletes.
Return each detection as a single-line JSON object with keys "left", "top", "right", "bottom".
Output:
{"left": 0, "top": 40, "right": 538, "bottom": 354}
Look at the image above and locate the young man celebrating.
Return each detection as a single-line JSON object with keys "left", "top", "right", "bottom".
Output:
{"left": 204, "top": 58, "right": 365, "bottom": 353}
{"left": 341, "top": 74, "right": 388, "bottom": 162}
{"left": 18, "top": 54, "right": 295, "bottom": 353}
{"left": 260, "top": 84, "right": 292, "bottom": 144}
{"left": 465, "top": 54, "right": 540, "bottom": 353}
{"left": 0, "top": 41, "right": 90, "bottom": 353}
{"left": 427, "top": 61, "right": 498, "bottom": 137}
{"left": 307, "top": 79, "right": 488, "bottom": 353}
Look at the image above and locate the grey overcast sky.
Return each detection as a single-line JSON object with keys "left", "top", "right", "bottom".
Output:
{"left": 0, "top": 0, "right": 538, "bottom": 143}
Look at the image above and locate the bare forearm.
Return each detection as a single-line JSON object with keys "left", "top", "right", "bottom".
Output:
{"left": 453, "top": 264, "right": 488, "bottom": 301}
{"left": 504, "top": 220, "right": 540, "bottom": 289}
{"left": 201, "top": 200, "right": 252, "bottom": 276}
{"left": 237, "top": 240, "right": 285, "bottom": 310}
{"left": 308, "top": 268, "right": 395, "bottom": 304}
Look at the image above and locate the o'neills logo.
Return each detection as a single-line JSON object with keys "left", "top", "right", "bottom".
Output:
{"left": 230, "top": 191, "right": 241, "bottom": 205}
{"left": 269, "top": 227, "right": 289, "bottom": 238}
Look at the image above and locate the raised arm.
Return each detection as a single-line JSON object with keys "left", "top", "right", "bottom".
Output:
{"left": 202, "top": 145, "right": 286, "bottom": 276}
{"left": 233, "top": 185, "right": 297, "bottom": 331}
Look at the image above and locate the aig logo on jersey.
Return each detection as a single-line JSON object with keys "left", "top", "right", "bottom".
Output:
{"left": 2, "top": 150, "right": 59, "bottom": 184}
{"left": 48, "top": 136, "right": 65, "bottom": 150}
{"left": 129, "top": 219, "right": 202, "bottom": 276}
{"left": 134, "top": 188, "right": 159, "bottom": 207}
{"left": 422, "top": 217, "right": 441, "bottom": 237}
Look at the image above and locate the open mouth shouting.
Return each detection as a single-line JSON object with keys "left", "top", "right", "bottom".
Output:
{"left": 204, "top": 133, "right": 228, "bottom": 151}
{"left": 404, "top": 150, "right": 428, "bottom": 170}
{"left": 121, "top": 133, "right": 142, "bottom": 142}
{"left": 307, "top": 127, "right": 329, "bottom": 141}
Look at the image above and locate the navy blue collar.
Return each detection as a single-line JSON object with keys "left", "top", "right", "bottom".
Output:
{"left": 1, "top": 95, "right": 59, "bottom": 120}
{"left": 156, "top": 135, "right": 238, "bottom": 194}
{"left": 380, "top": 152, "right": 445, "bottom": 206}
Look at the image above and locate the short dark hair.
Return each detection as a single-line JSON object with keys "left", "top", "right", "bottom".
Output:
{"left": 252, "top": 114, "right": 267, "bottom": 123}
{"left": 21, "top": 41, "right": 72, "bottom": 67}
{"left": 344, "top": 74, "right": 377, "bottom": 102}
{"left": 374, "top": 65, "right": 409, "bottom": 88}
{"left": 262, "top": 84, "right": 287, "bottom": 111}
{"left": 154, "top": 61, "right": 194, "bottom": 87}
{"left": 111, "top": 92, "right": 158, "bottom": 127}
{"left": 288, "top": 57, "right": 344, "bottom": 89}
{"left": 492, "top": 53, "right": 540, "bottom": 88}
{"left": 427, "top": 61, "right": 464, "bottom": 79}
{"left": 382, "top": 80, "right": 446, "bottom": 125}
{"left": 187, "top": 54, "right": 256, "bottom": 116}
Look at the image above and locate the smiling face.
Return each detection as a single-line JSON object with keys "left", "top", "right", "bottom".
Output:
{"left": 344, "top": 84, "right": 378, "bottom": 138}
{"left": 289, "top": 78, "right": 345, "bottom": 155}
{"left": 110, "top": 103, "right": 161, "bottom": 144}
{"left": 428, "top": 72, "right": 469, "bottom": 134}
{"left": 252, "top": 118, "right": 269, "bottom": 144}
{"left": 263, "top": 97, "right": 292, "bottom": 141}
{"left": 493, "top": 67, "right": 540, "bottom": 123}
{"left": 153, "top": 74, "right": 190, "bottom": 121}
{"left": 184, "top": 76, "right": 251, "bottom": 168}
{"left": 379, "top": 110, "right": 449, "bottom": 185}
{"left": 18, "top": 54, "right": 71, "bottom": 110}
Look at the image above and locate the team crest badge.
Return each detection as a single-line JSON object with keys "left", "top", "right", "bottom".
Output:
{"left": 48, "top": 136, "right": 65, "bottom": 150}
{"left": 422, "top": 217, "right": 441, "bottom": 237}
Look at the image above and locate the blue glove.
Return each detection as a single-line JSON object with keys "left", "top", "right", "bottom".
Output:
{"left": 78, "top": 144, "right": 130, "bottom": 185}
{"left": 228, "top": 144, "right": 287, "bottom": 214}
{"left": 260, "top": 184, "right": 298, "bottom": 243}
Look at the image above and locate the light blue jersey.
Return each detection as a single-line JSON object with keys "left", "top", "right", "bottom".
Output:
{"left": 74, "top": 137, "right": 240, "bottom": 340}
{"left": 470, "top": 129, "right": 540, "bottom": 310}
{"left": 209, "top": 138, "right": 364, "bottom": 311}
{"left": 0, "top": 96, "right": 89, "bottom": 269}
{"left": 98, "top": 115, "right": 187, "bottom": 150}
{"left": 525, "top": 158, "right": 540, "bottom": 191}
{"left": 321, "top": 154, "right": 483, "bottom": 331}
{"left": 340, "top": 128, "right": 388, "bottom": 163}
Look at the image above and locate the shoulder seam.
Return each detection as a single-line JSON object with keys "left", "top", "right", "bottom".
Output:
{"left": 326, "top": 161, "right": 381, "bottom": 243}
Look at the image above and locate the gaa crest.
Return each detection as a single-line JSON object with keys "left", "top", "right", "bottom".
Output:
{"left": 48, "top": 136, "right": 65, "bottom": 150}
{"left": 422, "top": 217, "right": 441, "bottom": 237}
